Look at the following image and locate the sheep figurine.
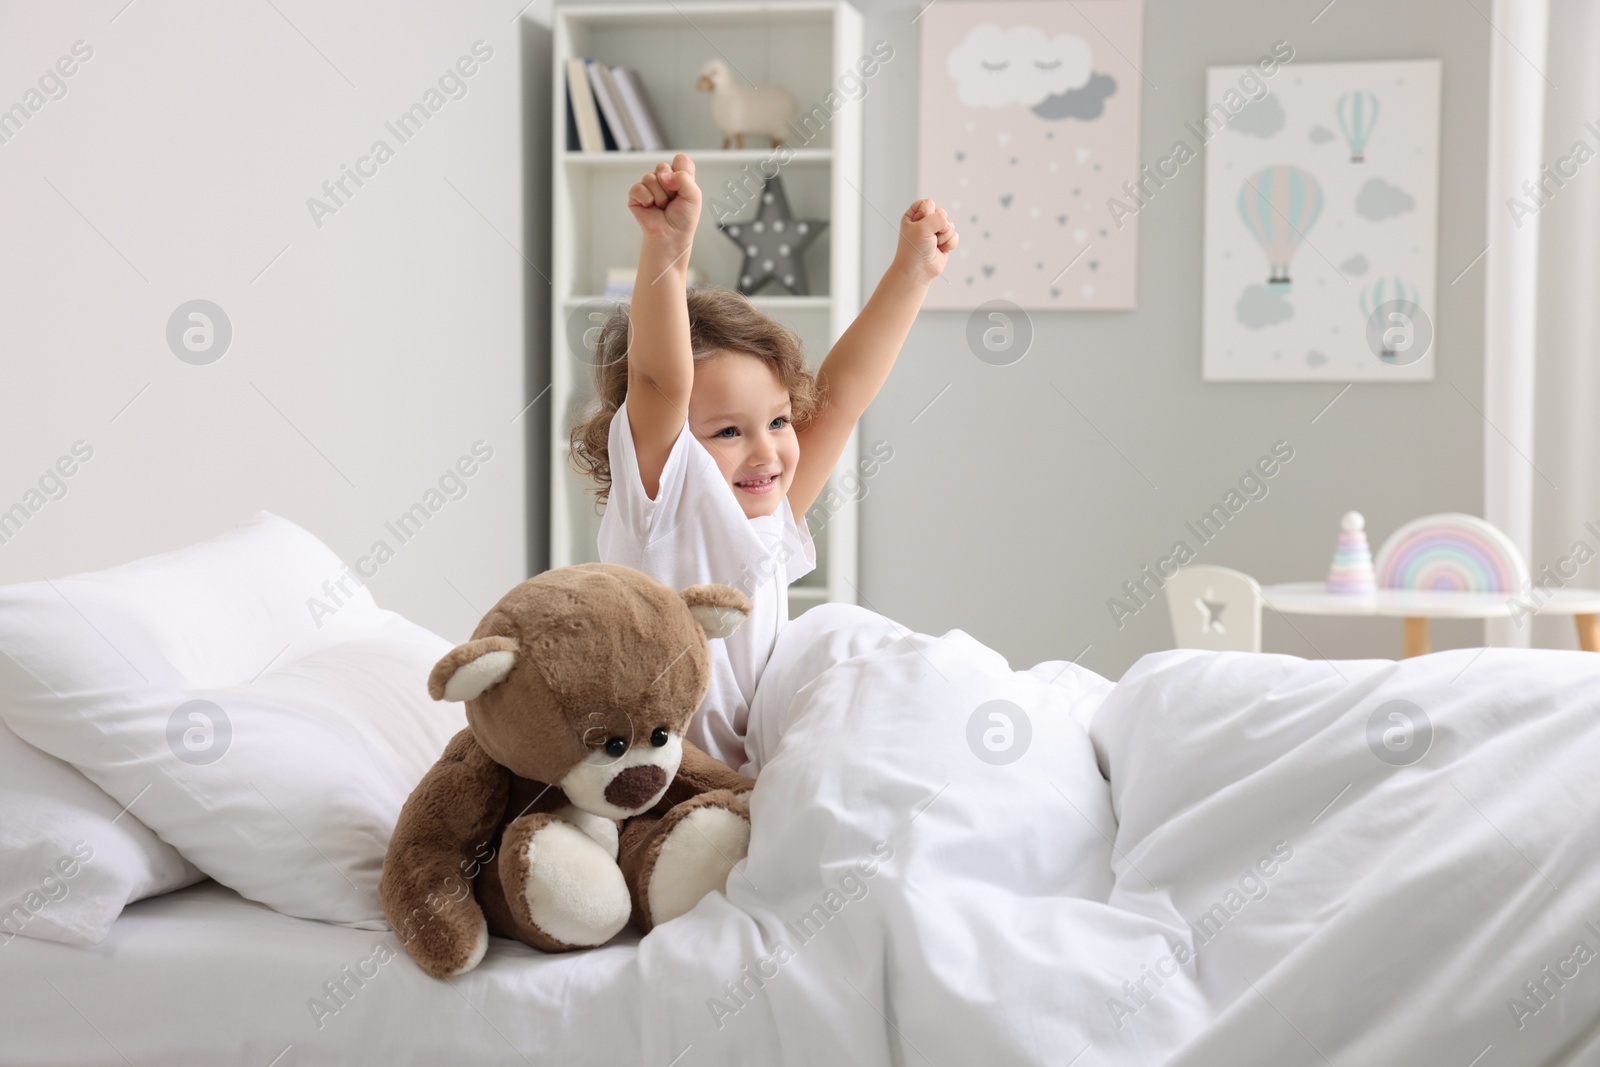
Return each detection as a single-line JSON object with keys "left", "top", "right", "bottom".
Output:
{"left": 696, "top": 59, "right": 798, "bottom": 149}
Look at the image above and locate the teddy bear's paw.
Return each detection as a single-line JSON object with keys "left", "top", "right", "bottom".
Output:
{"left": 449, "top": 913, "right": 491, "bottom": 976}
{"left": 399, "top": 903, "right": 491, "bottom": 978}
{"left": 643, "top": 792, "right": 752, "bottom": 928}
{"left": 554, "top": 803, "right": 620, "bottom": 860}
{"left": 510, "top": 815, "right": 630, "bottom": 948}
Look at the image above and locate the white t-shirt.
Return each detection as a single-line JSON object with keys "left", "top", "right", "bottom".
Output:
{"left": 596, "top": 398, "right": 816, "bottom": 772}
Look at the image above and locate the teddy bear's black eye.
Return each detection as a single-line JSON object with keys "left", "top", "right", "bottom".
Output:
{"left": 604, "top": 736, "right": 629, "bottom": 758}
{"left": 651, "top": 727, "right": 668, "bottom": 748}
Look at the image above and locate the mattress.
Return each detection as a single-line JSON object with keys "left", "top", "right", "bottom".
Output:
{"left": 2, "top": 878, "right": 640, "bottom": 1066}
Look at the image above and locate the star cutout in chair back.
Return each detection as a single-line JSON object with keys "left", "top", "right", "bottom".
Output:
{"left": 1198, "top": 592, "right": 1227, "bottom": 634}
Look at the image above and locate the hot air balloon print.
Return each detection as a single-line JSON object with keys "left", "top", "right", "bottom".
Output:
{"left": 1337, "top": 90, "right": 1380, "bottom": 163}
{"left": 1359, "top": 276, "right": 1416, "bottom": 359}
{"left": 1237, "top": 165, "right": 1324, "bottom": 289}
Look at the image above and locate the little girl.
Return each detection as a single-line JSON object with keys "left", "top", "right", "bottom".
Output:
{"left": 569, "top": 153, "right": 957, "bottom": 773}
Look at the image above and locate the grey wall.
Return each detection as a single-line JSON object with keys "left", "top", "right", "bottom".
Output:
{"left": 534, "top": 0, "right": 1493, "bottom": 678}
{"left": 2, "top": 0, "right": 1489, "bottom": 674}
{"left": 44, "top": 0, "right": 1472, "bottom": 676}
{"left": 848, "top": 0, "right": 1493, "bottom": 678}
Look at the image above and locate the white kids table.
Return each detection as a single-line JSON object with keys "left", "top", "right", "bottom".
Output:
{"left": 1258, "top": 582, "right": 1600, "bottom": 658}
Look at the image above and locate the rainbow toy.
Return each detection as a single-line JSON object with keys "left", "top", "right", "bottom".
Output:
{"left": 1326, "top": 511, "right": 1376, "bottom": 594}
{"left": 1372, "top": 513, "right": 1529, "bottom": 593}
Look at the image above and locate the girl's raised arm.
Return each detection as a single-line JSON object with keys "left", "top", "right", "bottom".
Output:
{"left": 624, "top": 153, "right": 701, "bottom": 500}
{"left": 789, "top": 199, "right": 956, "bottom": 516}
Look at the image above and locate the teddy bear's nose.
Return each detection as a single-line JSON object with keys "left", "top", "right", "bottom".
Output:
{"left": 605, "top": 764, "right": 667, "bottom": 809}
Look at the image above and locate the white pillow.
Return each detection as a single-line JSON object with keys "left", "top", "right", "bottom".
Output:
{"left": 0, "top": 513, "right": 466, "bottom": 928}
{"left": 0, "top": 721, "right": 202, "bottom": 945}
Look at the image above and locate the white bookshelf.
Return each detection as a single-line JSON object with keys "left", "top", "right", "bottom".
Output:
{"left": 549, "top": 0, "right": 864, "bottom": 619}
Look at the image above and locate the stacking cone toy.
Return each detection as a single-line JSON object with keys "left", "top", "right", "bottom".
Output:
{"left": 1327, "top": 511, "right": 1376, "bottom": 594}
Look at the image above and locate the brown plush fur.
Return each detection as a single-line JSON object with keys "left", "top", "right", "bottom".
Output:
{"left": 380, "top": 563, "right": 758, "bottom": 978}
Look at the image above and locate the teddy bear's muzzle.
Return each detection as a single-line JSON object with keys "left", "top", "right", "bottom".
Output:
{"left": 604, "top": 764, "right": 668, "bottom": 810}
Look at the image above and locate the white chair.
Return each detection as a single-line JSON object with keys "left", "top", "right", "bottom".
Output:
{"left": 1165, "top": 565, "right": 1263, "bottom": 653}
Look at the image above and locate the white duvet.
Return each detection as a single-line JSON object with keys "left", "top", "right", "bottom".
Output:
{"left": 635, "top": 604, "right": 1600, "bottom": 1066}
{"left": 10, "top": 603, "right": 1600, "bottom": 1066}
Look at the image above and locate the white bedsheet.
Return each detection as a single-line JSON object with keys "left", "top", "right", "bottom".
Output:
{"left": 8, "top": 604, "right": 1600, "bottom": 1066}
{"left": 2, "top": 878, "right": 644, "bottom": 1065}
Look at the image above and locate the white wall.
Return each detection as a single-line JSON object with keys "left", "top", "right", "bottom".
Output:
{"left": 0, "top": 0, "right": 547, "bottom": 642}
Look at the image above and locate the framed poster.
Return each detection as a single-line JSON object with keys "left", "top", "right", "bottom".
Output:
{"left": 917, "top": 1, "right": 1145, "bottom": 310}
{"left": 1201, "top": 59, "right": 1442, "bottom": 381}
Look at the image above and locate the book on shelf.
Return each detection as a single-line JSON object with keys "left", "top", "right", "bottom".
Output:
{"left": 565, "top": 58, "right": 604, "bottom": 152}
{"left": 564, "top": 58, "right": 667, "bottom": 153}
{"left": 585, "top": 59, "right": 629, "bottom": 151}
{"left": 597, "top": 64, "right": 642, "bottom": 149}
{"left": 563, "top": 82, "right": 581, "bottom": 152}
{"left": 611, "top": 67, "right": 665, "bottom": 152}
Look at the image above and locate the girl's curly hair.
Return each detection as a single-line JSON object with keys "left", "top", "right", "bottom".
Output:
{"left": 568, "top": 286, "right": 821, "bottom": 510}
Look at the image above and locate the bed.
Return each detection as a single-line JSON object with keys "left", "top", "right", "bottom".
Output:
{"left": 6, "top": 516, "right": 1600, "bottom": 1065}
{"left": 4, "top": 878, "right": 645, "bottom": 1065}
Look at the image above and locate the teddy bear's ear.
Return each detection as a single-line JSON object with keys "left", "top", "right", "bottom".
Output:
{"left": 428, "top": 636, "right": 520, "bottom": 702}
{"left": 680, "top": 583, "right": 753, "bottom": 641}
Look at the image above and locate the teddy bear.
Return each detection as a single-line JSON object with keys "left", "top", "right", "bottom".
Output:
{"left": 380, "top": 563, "right": 759, "bottom": 979}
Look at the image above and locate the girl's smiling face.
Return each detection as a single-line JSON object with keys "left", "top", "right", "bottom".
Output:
{"left": 688, "top": 350, "right": 801, "bottom": 520}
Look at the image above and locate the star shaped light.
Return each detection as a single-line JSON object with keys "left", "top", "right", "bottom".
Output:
{"left": 716, "top": 176, "right": 827, "bottom": 297}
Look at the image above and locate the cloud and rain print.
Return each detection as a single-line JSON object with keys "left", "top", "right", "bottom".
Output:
{"left": 1202, "top": 60, "right": 1442, "bottom": 381}
{"left": 916, "top": 1, "right": 1145, "bottom": 310}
